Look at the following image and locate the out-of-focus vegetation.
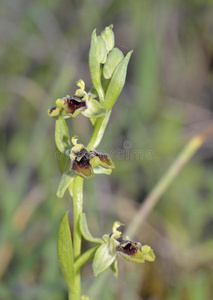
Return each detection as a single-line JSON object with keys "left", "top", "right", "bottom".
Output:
{"left": 1, "top": 0, "right": 213, "bottom": 299}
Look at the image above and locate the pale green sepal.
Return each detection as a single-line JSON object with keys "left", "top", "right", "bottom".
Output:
{"left": 93, "top": 165, "right": 112, "bottom": 175}
{"left": 110, "top": 258, "right": 118, "bottom": 277}
{"left": 101, "top": 24, "right": 115, "bottom": 53}
{"left": 56, "top": 171, "right": 76, "bottom": 198}
{"left": 55, "top": 114, "right": 71, "bottom": 153}
{"left": 103, "top": 48, "right": 124, "bottom": 79}
{"left": 141, "top": 245, "right": 155, "bottom": 262}
{"left": 89, "top": 29, "right": 104, "bottom": 103}
{"left": 79, "top": 213, "right": 103, "bottom": 244}
{"left": 82, "top": 99, "right": 106, "bottom": 118}
{"left": 92, "top": 243, "right": 116, "bottom": 276}
{"left": 104, "top": 50, "right": 133, "bottom": 111}
{"left": 57, "top": 211, "right": 75, "bottom": 293}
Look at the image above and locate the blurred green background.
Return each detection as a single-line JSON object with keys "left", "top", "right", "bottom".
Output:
{"left": 1, "top": 0, "right": 213, "bottom": 299}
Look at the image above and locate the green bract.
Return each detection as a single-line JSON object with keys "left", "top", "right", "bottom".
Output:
{"left": 103, "top": 48, "right": 124, "bottom": 79}
{"left": 56, "top": 171, "right": 75, "bottom": 198}
{"left": 104, "top": 50, "right": 133, "bottom": 111}
{"left": 55, "top": 114, "right": 71, "bottom": 154}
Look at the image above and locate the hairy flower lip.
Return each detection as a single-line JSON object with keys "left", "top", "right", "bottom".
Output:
{"left": 71, "top": 157, "right": 93, "bottom": 179}
{"left": 116, "top": 241, "right": 141, "bottom": 256}
{"left": 70, "top": 147, "right": 114, "bottom": 179}
{"left": 64, "top": 95, "right": 87, "bottom": 115}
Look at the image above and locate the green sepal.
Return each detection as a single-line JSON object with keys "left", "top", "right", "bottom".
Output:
{"left": 57, "top": 211, "right": 75, "bottom": 293}
{"left": 56, "top": 171, "right": 76, "bottom": 198}
{"left": 93, "top": 165, "right": 112, "bottom": 175}
{"left": 89, "top": 29, "right": 104, "bottom": 103}
{"left": 82, "top": 99, "right": 106, "bottom": 118}
{"left": 55, "top": 114, "right": 71, "bottom": 153}
{"left": 104, "top": 50, "right": 133, "bottom": 111}
{"left": 92, "top": 243, "right": 116, "bottom": 277}
{"left": 101, "top": 24, "right": 115, "bottom": 53}
{"left": 79, "top": 213, "right": 103, "bottom": 244}
{"left": 110, "top": 258, "right": 118, "bottom": 277}
{"left": 103, "top": 48, "right": 124, "bottom": 79}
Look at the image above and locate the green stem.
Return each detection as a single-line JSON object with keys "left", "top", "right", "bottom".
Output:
{"left": 68, "top": 176, "right": 84, "bottom": 300}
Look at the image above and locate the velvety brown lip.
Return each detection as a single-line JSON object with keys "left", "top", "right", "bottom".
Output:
{"left": 66, "top": 96, "right": 86, "bottom": 114}
{"left": 116, "top": 242, "right": 139, "bottom": 256}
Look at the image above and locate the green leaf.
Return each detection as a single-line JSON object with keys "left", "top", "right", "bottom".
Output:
{"left": 104, "top": 50, "right": 133, "bottom": 111}
{"left": 55, "top": 114, "right": 71, "bottom": 153}
{"left": 57, "top": 211, "right": 75, "bottom": 293}
{"left": 79, "top": 213, "right": 103, "bottom": 244}
{"left": 103, "top": 48, "right": 124, "bottom": 79}
{"left": 82, "top": 99, "right": 106, "bottom": 118}
{"left": 56, "top": 171, "right": 75, "bottom": 198}
{"left": 92, "top": 243, "right": 116, "bottom": 277}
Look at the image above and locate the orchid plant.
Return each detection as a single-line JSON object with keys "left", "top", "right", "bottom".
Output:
{"left": 48, "top": 25, "right": 155, "bottom": 300}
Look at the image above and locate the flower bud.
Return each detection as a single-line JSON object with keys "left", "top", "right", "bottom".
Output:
{"left": 96, "top": 36, "right": 107, "bottom": 64}
{"left": 101, "top": 24, "right": 115, "bottom": 53}
{"left": 89, "top": 29, "right": 105, "bottom": 102}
